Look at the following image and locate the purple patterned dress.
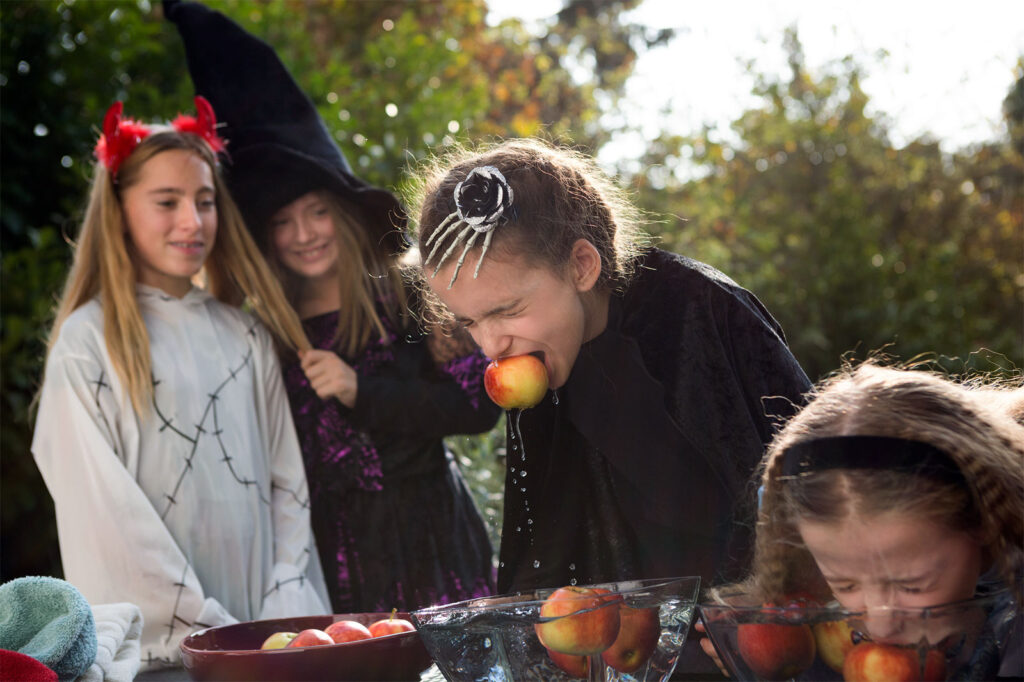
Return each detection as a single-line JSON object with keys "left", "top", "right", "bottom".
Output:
{"left": 283, "top": 306, "right": 500, "bottom": 613}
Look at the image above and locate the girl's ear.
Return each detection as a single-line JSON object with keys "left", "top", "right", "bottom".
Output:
{"left": 569, "top": 239, "right": 602, "bottom": 292}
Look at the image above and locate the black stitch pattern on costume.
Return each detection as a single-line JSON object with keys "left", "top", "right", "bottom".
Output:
{"left": 262, "top": 574, "right": 306, "bottom": 599}
{"left": 90, "top": 370, "right": 120, "bottom": 459}
{"left": 87, "top": 321, "right": 317, "bottom": 655}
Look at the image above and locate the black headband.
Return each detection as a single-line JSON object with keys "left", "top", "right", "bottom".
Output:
{"left": 781, "top": 435, "right": 966, "bottom": 487}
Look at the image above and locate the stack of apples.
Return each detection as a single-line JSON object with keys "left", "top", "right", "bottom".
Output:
{"left": 259, "top": 611, "right": 416, "bottom": 650}
{"left": 533, "top": 585, "right": 663, "bottom": 677}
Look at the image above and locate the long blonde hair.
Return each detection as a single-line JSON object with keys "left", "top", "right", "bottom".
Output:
{"left": 45, "top": 129, "right": 310, "bottom": 413}
{"left": 750, "top": 363, "right": 1024, "bottom": 603}
{"left": 267, "top": 190, "right": 409, "bottom": 358}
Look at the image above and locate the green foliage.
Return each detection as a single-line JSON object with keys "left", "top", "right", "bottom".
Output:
{"left": 629, "top": 30, "right": 1023, "bottom": 381}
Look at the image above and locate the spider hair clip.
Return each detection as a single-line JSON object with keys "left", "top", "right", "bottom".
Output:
{"left": 94, "top": 96, "right": 226, "bottom": 178}
{"left": 423, "top": 165, "right": 514, "bottom": 288}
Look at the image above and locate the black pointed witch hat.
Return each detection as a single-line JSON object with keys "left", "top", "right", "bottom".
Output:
{"left": 164, "top": 0, "right": 407, "bottom": 255}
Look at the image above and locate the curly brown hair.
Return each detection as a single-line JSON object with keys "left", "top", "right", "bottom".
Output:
{"left": 749, "top": 363, "right": 1024, "bottom": 604}
{"left": 402, "top": 138, "right": 649, "bottom": 325}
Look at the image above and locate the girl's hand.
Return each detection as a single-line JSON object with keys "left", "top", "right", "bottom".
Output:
{"left": 299, "top": 349, "right": 358, "bottom": 408}
{"left": 695, "top": 620, "right": 731, "bottom": 677}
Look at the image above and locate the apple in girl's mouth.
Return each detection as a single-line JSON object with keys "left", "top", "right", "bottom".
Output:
{"left": 484, "top": 354, "right": 549, "bottom": 409}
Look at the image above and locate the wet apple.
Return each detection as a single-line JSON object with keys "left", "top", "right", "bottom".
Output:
{"left": 484, "top": 354, "right": 549, "bottom": 409}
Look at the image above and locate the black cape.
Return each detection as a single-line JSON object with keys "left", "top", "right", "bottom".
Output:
{"left": 497, "top": 248, "right": 811, "bottom": 593}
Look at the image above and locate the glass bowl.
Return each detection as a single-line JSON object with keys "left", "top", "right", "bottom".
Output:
{"left": 410, "top": 576, "right": 701, "bottom": 681}
{"left": 179, "top": 611, "right": 434, "bottom": 681}
{"left": 699, "top": 587, "right": 1017, "bottom": 681}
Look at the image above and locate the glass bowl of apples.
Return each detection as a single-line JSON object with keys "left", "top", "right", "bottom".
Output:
{"left": 179, "top": 611, "right": 434, "bottom": 681}
{"left": 698, "top": 586, "right": 1017, "bottom": 681}
{"left": 410, "top": 576, "right": 701, "bottom": 682}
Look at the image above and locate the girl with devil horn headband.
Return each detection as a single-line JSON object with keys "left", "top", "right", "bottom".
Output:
{"left": 32, "top": 98, "right": 330, "bottom": 670}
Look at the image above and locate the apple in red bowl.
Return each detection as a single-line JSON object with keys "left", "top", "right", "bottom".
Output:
{"left": 699, "top": 587, "right": 1014, "bottom": 681}
{"left": 179, "top": 612, "right": 432, "bottom": 681}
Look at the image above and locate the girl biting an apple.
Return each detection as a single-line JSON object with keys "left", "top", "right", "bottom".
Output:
{"left": 408, "top": 139, "right": 812, "bottom": 675}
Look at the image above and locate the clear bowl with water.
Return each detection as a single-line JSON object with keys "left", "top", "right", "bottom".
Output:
{"left": 699, "top": 586, "right": 1017, "bottom": 681}
{"left": 410, "top": 576, "right": 701, "bottom": 681}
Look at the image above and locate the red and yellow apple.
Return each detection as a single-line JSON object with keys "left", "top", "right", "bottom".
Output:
{"left": 813, "top": 619, "right": 856, "bottom": 672}
{"left": 534, "top": 586, "right": 621, "bottom": 656}
{"left": 737, "top": 621, "right": 816, "bottom": 681}
{"left": 285, "top": 628, "right": 334, "bottom": 648}
{"left": 368, "top": 610, "right": 416, "bottom": 637}
{"left": 260, "top": 631, "right": 298, "bottom": 650}
{"left": 484, "top": 355, "right": 549, "bottom": 410}
{"left": 324, "top": 619, "right": 373, "bottom": 644}
{"left": 842, "top": 642, "right": 946, "bottom": 682}
{"left": 601, "top": 605, "right": 660, "bottom": 673}
{"left": 546, "top": 648, "right": 590, "bottom": 678}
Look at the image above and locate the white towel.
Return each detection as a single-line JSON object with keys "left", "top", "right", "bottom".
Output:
{"left": 76, "top": 603, "right": 143, "bottom": 682}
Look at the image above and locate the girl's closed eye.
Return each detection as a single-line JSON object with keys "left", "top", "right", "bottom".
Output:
{"left": 829, "top": 581, "right": 858, "bottom": 594}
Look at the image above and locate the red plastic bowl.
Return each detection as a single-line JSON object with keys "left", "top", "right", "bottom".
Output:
{"left": 179, "top": 612, "right": 434, "bottom": 681}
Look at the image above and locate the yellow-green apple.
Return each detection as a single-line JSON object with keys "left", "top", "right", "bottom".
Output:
{"left": 534, "top": 586, "right": 621, "bottom": 656}
{"left": 601, "top": 605, "right": 660, "bottom": 673}
{"left": 259, "top": 631, "right": 298, "bottom": 650}
{"left": 546, "top": 648, "right": 590, "bottom": 678}
{"left": 484, "top": 355, "right": 549, "bottom": 409}
{"left": 842, "top": 642, "right": 946, "bottom": 682}
{"left": 285, "top": 628, "right": 334, "bottom": 648}
{"left": 324, "top": 619, "right": 373, "bottom": 644}
{"left": 737, "top": 622, "right": 816, "bottom": 681}
{"left": 813, "top": 619, "right": 856, "bottom": 672}
{"left": 368, "top": 610, "right": 416, "bottom": 637}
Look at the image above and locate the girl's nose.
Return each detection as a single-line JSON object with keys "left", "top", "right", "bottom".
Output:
{"left": 862, "top": 589, "right": 904, "bottom": 642}
{"left": 476, "top": 322, "right": 512, "bottom": 361}
{"left": 294, "top": 216, "right": 317, "bottom": 243}
{"left": 180, "top": 204, "right": 202, "bottom": 231}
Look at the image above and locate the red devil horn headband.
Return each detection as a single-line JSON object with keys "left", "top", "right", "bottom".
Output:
{"left": 94, "top": 96, "right": 227, "bottom": 177}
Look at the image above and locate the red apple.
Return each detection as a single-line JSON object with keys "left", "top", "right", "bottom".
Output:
{"left": 547, "top": 648, "right": 590, "bottom": 678}
{"left": 484, "top": 354, "right": 549, "bottom": 409}
{"left": 324, "top": 619, "right": 373, "bottom": 644}
{"left": 814, "top": 619, "right": 856, "bottom": 672}
{"left": 737, "top": 622, "right": 816, "bottom": 681}
{"left": 285, "top": 628, "right": 334, "bottom": 648}
{"left": 534, "top": 586, "right": 621, "bottom": 656}
{"left": 368, "top": 610, "right": 416, "bottom": 637}
{"left": 259, "top": 631, "right": 298, "bottom": 650}
{"left": 843, "top": 642, "right": 946, "bottom": 682}
{"left": 601, "top": 605, "right": 660, "bottom": 673}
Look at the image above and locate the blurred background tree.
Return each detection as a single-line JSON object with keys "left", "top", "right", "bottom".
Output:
{"left": 2, "top": 0, "right": 1020, "bottom": 581}
{"left": 627, "top": 31, "right": 1023, "bottom": 380}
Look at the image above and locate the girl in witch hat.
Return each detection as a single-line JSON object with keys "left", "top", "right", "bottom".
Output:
{"left": 166, "top": 1, "right": 500, "bottom": 613}
{"left": 32, "top": 97, "right": 330, "bottom": 670}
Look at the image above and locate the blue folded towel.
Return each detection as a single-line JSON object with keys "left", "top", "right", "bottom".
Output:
{"left": 0, "top": 576, "right": 97, "bottom": 681}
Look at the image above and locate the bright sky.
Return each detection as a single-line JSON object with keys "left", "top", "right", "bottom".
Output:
{"left": 487, "top": 0, "right": 1024, "bottom": 166}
